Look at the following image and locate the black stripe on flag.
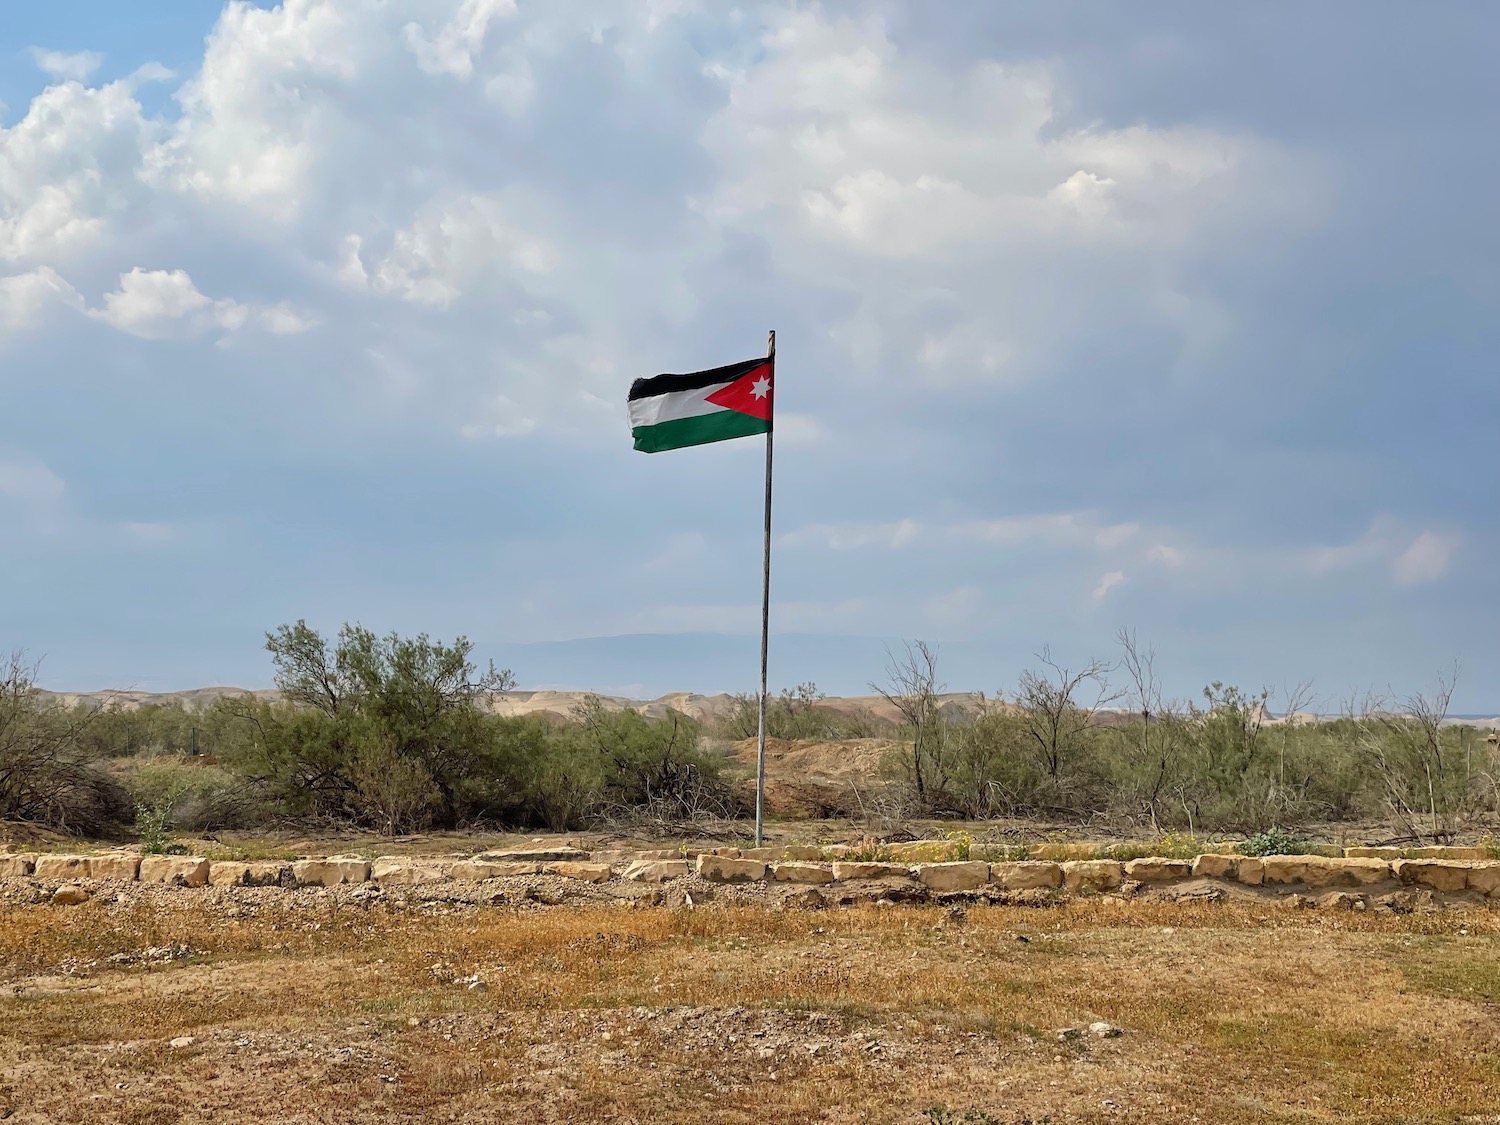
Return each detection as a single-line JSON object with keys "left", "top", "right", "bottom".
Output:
{"left": 628, "top": 356, "right": 770, "bottom": 401}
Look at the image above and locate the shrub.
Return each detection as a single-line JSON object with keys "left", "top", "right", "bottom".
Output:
{"left": 0, "top": 652, "right": 132, "bottom": 837}
{"left": 1240, "top": 826, "right": 1308, "bottom": 857}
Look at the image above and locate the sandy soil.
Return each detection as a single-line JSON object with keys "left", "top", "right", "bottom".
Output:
{"left": 1, "top": 892, "right": 1496, "bottom": 1124}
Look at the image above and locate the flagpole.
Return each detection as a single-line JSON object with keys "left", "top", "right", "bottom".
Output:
{"left": 755, "top": 329, "right": 775, "bottom": 847}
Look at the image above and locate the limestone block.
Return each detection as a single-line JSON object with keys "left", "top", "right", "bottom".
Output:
{"left": 1261, "top": 856, "right": 1390, "bottom": 888}
{"left": 988, "top": 861, "right": 1062, "bottom": 890}
{"left": 1410, "top": 846, "right": 1489, "bottom": 860}
{"left": 452, "top": 860, "right": 541, "bottom": 881}
{"left": 1465, "top": 863, "right": 1500, "bottom": 897}
{"left": 622, "top": 860, "right": 690, "bottom": 883}
{"left": 1392, "top": 859, "right": 1468, "bottom": 893}
{"left": 139, "top": 856, "right": 210, "bottom": 887}
{"left": 696, "top": 855, "right": 767, "bottom": 883}
{"left": 479, "top": 845, "right": 590, "bottom": 863}
{"left": 209, "top": 861, "right": 251, "bottom": 887}
{"left": 831, "top": 862, "right": 912, "bottom": 881}
{"left": 545, "top": 861, "right": 612, "bottom": 883}
{"left": 1335, "top": 858, "right": 1393, "bottom": 885}
{"left": 770, "top": 862, "right": 834, "bottom": 884}
{"left": 915, "top": 861, "right": 990, "bottom": 892}
{"left": 244, "top": 862, "right": 290, "bottom": 887}
{"left": 1236, "top": 857, "right": 1265, "bottom": 885}
{"left": 1060, "top": 860, "right": 1124, "bottom": 893}
{"left": 1343, "top": 847, "right": 1403, "bottom": 859}
{"left": 289, "top": 858, "right": 370, "bottom": 887}
{"left": 371, "top": 858, "right": 451, "bottom": 886}
{"left": 88, "top": 854, "right": 142, "bottom": 881}
{"left": 0, "top": 853, "right": 36, "bottom": 878}
{"left": 33, "top": 855, "right": 91, "bottom": 881}
{"left": 1191, "top": 854, "right": 1239, "bottom": 880}
{"left": 1123, "top": 858, "right": 1192, "bottom": 883}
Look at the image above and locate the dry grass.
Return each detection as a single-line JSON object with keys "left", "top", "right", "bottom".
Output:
{"left": 1, "top": 898, "right": 1497, "bottom": 1123}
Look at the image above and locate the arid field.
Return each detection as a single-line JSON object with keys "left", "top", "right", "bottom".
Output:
{"left": 2, "top": 892, "right": 1497, "bottom": 1125}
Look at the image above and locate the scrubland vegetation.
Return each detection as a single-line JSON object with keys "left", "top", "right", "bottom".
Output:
{"left": 2, "top": 624, "right": 1497, "bottom": 845}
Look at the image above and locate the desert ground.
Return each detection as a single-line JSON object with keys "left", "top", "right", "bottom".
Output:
{"left": 2, "top": 882, "right": 1498, "bottom": 1124}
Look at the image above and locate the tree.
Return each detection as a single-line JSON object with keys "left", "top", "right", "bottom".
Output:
{"left": 235, "top": 621, "right": 518, "bottom": 830}
{"left": 0, "top": 651, "right": 131, "bottom": 836}
{"left": 1116, "top": 628, "right": 1176, "bottom": 829}
{"left": 872, "top": 641, "right": 949, "bottom": 809}
{"left": 1352, "top": 665, "right": 1472, "bottom": 841}
{"left": 1017, "top": 647, "right": 1117, "bottom": 779}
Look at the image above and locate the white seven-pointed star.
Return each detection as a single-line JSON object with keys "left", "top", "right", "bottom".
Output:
{"left": 750, "top": 375, "right": 771, "bottom": 399}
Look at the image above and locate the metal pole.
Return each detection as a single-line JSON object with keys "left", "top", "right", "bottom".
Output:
{"left": 755, "top": 330, "right": 776, "bottom": 847}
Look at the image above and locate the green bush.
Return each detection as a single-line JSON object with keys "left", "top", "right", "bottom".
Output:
{"left": 1239, "top": 826, "right": 1308, "bottom": 857}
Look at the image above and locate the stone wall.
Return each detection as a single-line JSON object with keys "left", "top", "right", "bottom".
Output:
{"left": 4, "top": 842, "right": 1498, "bottom": 909}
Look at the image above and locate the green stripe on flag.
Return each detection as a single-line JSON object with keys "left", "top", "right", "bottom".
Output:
{"left": 632, "top": 410, "right": 770, "bottom": 453}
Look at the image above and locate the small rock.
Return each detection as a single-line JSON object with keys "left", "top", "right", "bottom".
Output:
{"left": 1089, "top": 1021, "right": 1122, "bottom": 1038}
{"left": 51, "top": 884, "right": 90, "bottom": 906}
{"left": 466, "top": 979, "right": 488, "bottom": 993}
{"left": 168, "top": 1036, "right": 196, "bottom": 1049}
{"left": 783, "top": 887, "right": 828, "bottom": 910}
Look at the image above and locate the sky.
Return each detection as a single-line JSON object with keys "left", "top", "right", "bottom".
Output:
{"left": 2, "top": 2, "right": 1497, "bottom": 711}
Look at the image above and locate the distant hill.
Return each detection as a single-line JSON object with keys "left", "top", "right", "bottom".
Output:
{"left": 32, "top": 687, "right": 1500, "bottom": 729}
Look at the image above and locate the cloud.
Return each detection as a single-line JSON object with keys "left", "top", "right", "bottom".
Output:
{"left": 0, "top": 1, "right": 1495, "bottom": 705}
{"left": 29, "top": 48, "right": 104, "bottom": 83}
{"left": 1092, "top": 570, "right": 1126, "bottom": 602}
{"left": 0, "top": 267, "right": 85, "bottom": 330}
{"left": 0, "top": 79, "right": 156, "bottom": 264}
{"left": 404, "top": 0, "right": 516, "bottom": 79}
{"left": 90, "top": 268, "right": 314, "bottom": 340}
{"left": 1391, "top": 531, "right": 1457, "bottom": 586}
{"left": 361, "top": 194, "right": 555, "bottom": 307}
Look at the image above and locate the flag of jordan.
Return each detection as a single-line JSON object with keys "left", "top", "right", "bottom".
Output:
{"left": 627, "top": 356, "right": 773, "bottom": 453}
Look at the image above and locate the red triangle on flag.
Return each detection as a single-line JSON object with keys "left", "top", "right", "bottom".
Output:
{"left": 704, "top": 360, "right": 773, "bottom": 421}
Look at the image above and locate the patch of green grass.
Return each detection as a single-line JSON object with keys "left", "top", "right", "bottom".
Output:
{"left": 1399, "top": 956, "right": 1500, "bottom": 1003}
{"left": 197, "top": 842, "right": 299, "bottom": 862}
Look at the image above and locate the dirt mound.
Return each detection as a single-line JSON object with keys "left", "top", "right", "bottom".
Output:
{"left": 725, "top": 737, "right": 894, "bottom": 818}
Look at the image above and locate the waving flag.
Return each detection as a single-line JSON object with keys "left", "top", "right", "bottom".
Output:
{"left": 627, "top": 356, "right": 773, "bottom": 453}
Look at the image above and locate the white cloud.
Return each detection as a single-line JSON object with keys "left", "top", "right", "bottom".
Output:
{"left": 363, "top": 194, "right": 554, "bottom": 307}
{"left": 404, "top": 0, "right": 516, "bottom": 79}
{"left": 90, "top": 268, "right": 315, "bottom": 340}
{"left": 0, "top": 79, "right": 156, "bottom": 263}
{"left": 0, "top": 267, "right": 84, "bottom": 330}
{"left": 695, "top": 9, "right": 1312, "bottom": 389}
{"left": 1392, "top": 531, "right": 1457, "bottom": 586}
{"left": 30, "top": 48, "right": 104, "bottom": 83}
{"left": 1092, "top": 570, "right": 1126, "bottom": 602}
